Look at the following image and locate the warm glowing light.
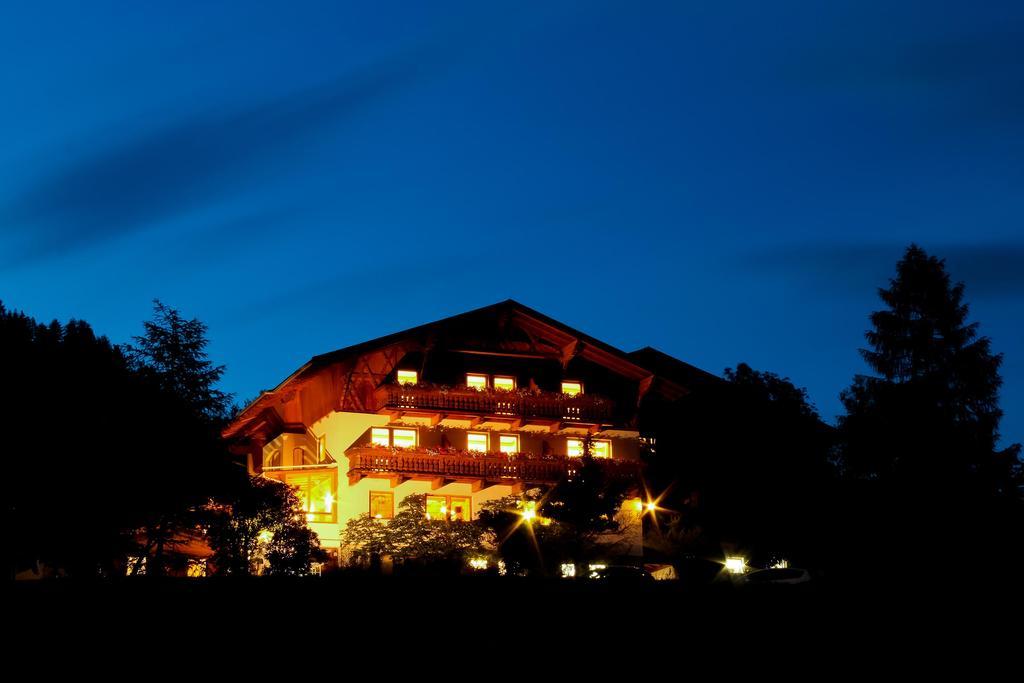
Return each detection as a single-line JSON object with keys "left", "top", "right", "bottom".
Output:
{"left": 725, "top": 557, "right": 746, "bottom": 574}
{"left": 258, "top": 529, "right": 274, "bottom": 544}
{"left": 468, "top": 557, "right": 488, "bottom": 570}
{"left": 567, "top": 438, "right": 584, "bottom": 458}
{"left": 633, "top": 499, "right": 644, "bottom": 512}
{"left": 521, "top": 500, "right": 537, "bottom": 522}
{"left": 493, "top": 376, "right": 516, "bottom": 391}
{"left": 645, "top": 501, "right": 657, "bottom": 513}
{"left": 771, "top": 558, "right": 789, "bottom": 569}
{"left": 591, "top": 439, "right": 611, "bottom": 458}
{"left": 560, "top": 563, "right": 577, "bottom": 578}
{"left": 467, "top": 431, "right": 488, "bottom": 452}
{"left": 391, "top": 428, "right": 417, "bottom": 449}
{"left": 397, "top": 369, "right": 418, "bottom": 385}
{"left": 499, "top": 434, "right": 520, "bottom": 454}
{"left": 371, "top": 427, "right": 390, "bottom": 447}
{"left": 561, "top": 381, "right": 583, "bottom": 396}
{"left": 374, "top": 513, "right": 383, "bottom": 519}
{"left": 323, "top": 490, "right": 334, "bottom": 513}
{"left": 466, "top": 373, "right": 488, "bottom": 390}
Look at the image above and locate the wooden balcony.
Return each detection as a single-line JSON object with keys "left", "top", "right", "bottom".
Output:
{"left": 379, "top": 384, "right": 613, "bottom": 424}
{"left": 346, "top": 446, "right": 640, "bottom": 488}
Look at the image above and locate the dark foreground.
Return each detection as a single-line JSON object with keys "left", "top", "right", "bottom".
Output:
{"left": 9, "top": 574, "right": 1021, "bottom": 668}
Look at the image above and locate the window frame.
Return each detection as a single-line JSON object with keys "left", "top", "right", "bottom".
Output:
{"left": 278, "top": 469, "right": 338, "bottom": 523}
{"left": 498, "top": 433, "right": 520, "bottom": 455}
{"left": 369, "top": 491, "right": 395, "bottom": 519}
{"left": 370, "top": 426, "right": 419, "bottom": 449}
{"left": 566, "top": 437, "right": 612, "bottom": 459}
{"left": 466, "top": 373, "right": 489, "bottom": 390}
{"left": 561, "top": 380, "right": 584, "bottom": 396}
{"left": 492, "top": 375, "right": 517, "bottom": 392}
{"left": 466, "top": 431, "right": 489, "bottom": 453}
{"left": 425, "top": 494, "right": 472, "bottom": 521}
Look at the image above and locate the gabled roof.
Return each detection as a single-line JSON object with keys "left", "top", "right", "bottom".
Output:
{"left": 628, "top": 346, "right": 723, "bottom": 389}
{"left": 225, "top": 299, "right": 710, "bottom": 439}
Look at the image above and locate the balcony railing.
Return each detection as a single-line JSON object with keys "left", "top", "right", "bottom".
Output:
{"left": 347, "top": 446, "right": 639, "bottom": 485}
{"left": 380, "top": 384, "right": 613, "bottom": 423}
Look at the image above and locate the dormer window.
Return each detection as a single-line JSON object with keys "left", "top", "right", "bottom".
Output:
{"left": 493, "top": 376, "right": 516, "bottom": 391}
{"left": 397, "top": 369, "right": 418, "bottom": 385}
{"left": 466, "top": 373, "right": 488, "bottom": 390}
{"left": 561, "top": 381, "right": 583, "bottom": 396}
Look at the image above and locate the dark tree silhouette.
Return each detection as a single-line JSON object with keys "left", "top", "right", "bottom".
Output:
{"left": 642, "top": 363, "right": 836, "bottom": 567}
{"left": 206, "top": 475, "right": 325, "bottom": 576}
{"left": 126, "top": 300, "right": 232, "bottom": 422}
{"left": 837, "top": 245, "right": 1022, "bottom": 565}
{"left": 3, "top": 301, "right": 239, "bottom": 577}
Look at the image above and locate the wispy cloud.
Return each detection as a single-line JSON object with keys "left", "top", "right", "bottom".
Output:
{"left": 0, "top": 47, "right": 445, "bottom": 266}
{"left": 748, "top": 242, "right": 1024, "bottom": 300}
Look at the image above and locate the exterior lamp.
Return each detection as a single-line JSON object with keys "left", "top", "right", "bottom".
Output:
{"left": 724, "top": 557, "right": 746, "bottom": 574}
{"left": 633, "top": 499, "right": 644, "bottom": 512}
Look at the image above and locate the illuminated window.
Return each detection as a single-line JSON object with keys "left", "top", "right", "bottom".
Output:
{"left": 186, "top": 559, "right": 207, "bottom": 578}
{"left": 397, "top": 369, "right": 418, "bottom": 385}
{"left": 449, "top": 496, "right": 471, "bottom": 521}
{"left": 371, "top": 428, "right": 391, "bottom": 447}
{"left": 566, "top": 438, "right": 611, "bottom": 458}
{"left": 499, "top": 434, "right": 520, "bottom": 454}
{"left": 281, "top": 471, "right": 337, "bottom": 523}
{"left": 425, "top": 495, "right": 447, "bottom": 520}
{"left": 493, "top": 375, "right": 516, "bottom": 391}
{"left": 467, "top": 432, "right": 489, "bottom": 452}
{"left": 561, "top": 381, "right": 583, "bottom": 396}
{"left": 391, "top": 428, "right": 417, "bottom": 449}
{"left": 426, "top": 495, "right": 471, "bottom": 521}
{"left": 466, "top": 373, "right": 488, "bottom": 390}
{"left": 369, "top": 491, "right": 394, "bottom": 519}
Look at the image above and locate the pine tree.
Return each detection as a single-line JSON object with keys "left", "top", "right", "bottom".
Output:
{"left": 126, "top": 300, "right": 231, "bottom": 421}
{"left": 839, "top": 245, "right": 1021, "bottom": 498}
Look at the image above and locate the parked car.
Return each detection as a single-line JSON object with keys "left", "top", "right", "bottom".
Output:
{"left": 742, "top": 567, "right": 812, "bottom": 586}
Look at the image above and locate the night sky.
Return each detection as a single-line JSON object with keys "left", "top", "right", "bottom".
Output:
{"left": 2, "top": 1, "right": 1022, "bottom": 445}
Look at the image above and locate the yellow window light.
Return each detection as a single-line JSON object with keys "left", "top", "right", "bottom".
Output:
{"left": 397, "top": 369, "right": 418, "bottom": 385}
{"left": 566, "top": 438, "right": 583, "bottom": 458}
{"left": 466, "top": 373, "right": 488, "bottom": 390}
{"left": 561, "top": 381, "right": 583, "bottom": 396}
{"left": 493, "top": 375, "right": 516, "bottom": 391}
{"left": 725, "top": 557, "right": 746, "bottom": 574}
{"left": 499, "top": 434, "right": 519, "bottom": 454}
{"left": 371, "top": 427, "right": 390, "bottom": 447}
{"left": 591, "top": 439, "right": 611, "bottom": 459}
{"left": 467, "top": 432, "right": 488, "bottom": 452}
{"left": 391, "top": 428, "right": 417, "bottom": 449}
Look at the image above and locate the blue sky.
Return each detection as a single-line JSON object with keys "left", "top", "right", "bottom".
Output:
{"left": 1, "top": 1, "right": 1022, "bottom": 445}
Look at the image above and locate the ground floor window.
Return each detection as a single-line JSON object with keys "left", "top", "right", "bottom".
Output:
{"left": 425, "top": 494, "right": 472, "bottom": 521}
{"left": 276, "top": 471, "right": 337, "bottom": 523}
{"left": 370, "top": 491, "right": 394, "bottom": 519}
